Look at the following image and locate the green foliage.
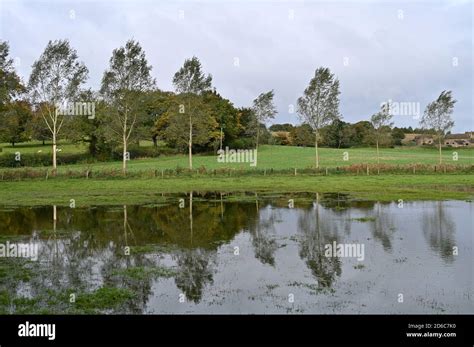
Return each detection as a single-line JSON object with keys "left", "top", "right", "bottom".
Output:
{"left": 290, "top": 124, "right": 313, "bottom": 146}
{"left": 269, "top": 123, "right": 294, "bottom": 132}
{"left": 421, "top": 90, "right": 456, "bottom": 138}
{"left": 0, "top": 100, "right": 31, "bottom": 145}
{"left": 297, "top": 67, "right": 341, "bottom": 133}
{"left": 0, "top": 152, "right": 91, "bottom": 167}
{"left": 0, "top": 41, "right": 25, "bottom": 106}
{"left": 172, "top": 56, "right": 212, "bottom": 95}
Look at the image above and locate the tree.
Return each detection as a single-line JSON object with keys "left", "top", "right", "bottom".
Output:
{"left": 0, "top": 41, "right": 24, "bottom": 107}
{"left": 269, "top": 123, "right": 294, "bottom": 132}
{"left": 420, "top": 91, "right": 456, "bottom": 164}
{"left": 252, "top": 90, "right": 277, "bottom": 151}
{"left": 322, "top": 119, "right": 351, "bottom": 148}
{"left": 0, "top": 41, "right": 28, "bottom": 146}
{"left": 100, "top": 39, "right": 156, "bottom": 174}
{"left": 172, "top": 56, "right": 212, "bottom": 170}
{"left": 297, "top": 67, "right": 340, "bottom": 168}
{"left": 28, "top": 39, "right": 88, "bottom": 172}
{"left": 370, "top": 102, "right": 393, "bottom": 164}
{"left": 289, "top": 124, "right": 313, "bottom": 147}
{"left": 155, "top": 93, "right": 219, "bottom": 154}
{"left": 391, "top": 127, "right": 405, "bottom": 146}
{"left": 0, "top": 100, "right": 31, "bottom": 146}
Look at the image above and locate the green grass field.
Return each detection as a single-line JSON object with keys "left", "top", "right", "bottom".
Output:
{"left": 1, "top": 142, "right": 472, "bottom": 204}
{"left": 0, "top": 175, "right": 472, "bottom": 206}
{"left": 1, "top": 142, "right": 473, "bottom": 173}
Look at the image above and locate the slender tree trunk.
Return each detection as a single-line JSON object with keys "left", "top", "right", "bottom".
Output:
{"left": 122, "top": 132, "right": 127, "bottom": 175}
{"left": 220, "top": 126, "right": 223, "bottom": 151}
{"left": 315, "top": 131, "right": 319, "bottom": 168}
{"left": 438, "top": 136, "right": 442, "bottom": 164}
{"left": 376, "top": 138, "right": 380, "bottom": 165}
{"left": 256, "top": 125, "right": 260, "bottom": 152}
{"left": 52, "top": 128, "right": 57, "bottom": 174}
{"left": 188, "top": 114, "right": 193, "bottom": 170}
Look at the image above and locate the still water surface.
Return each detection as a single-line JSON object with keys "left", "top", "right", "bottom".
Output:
{"left": 0, "top": 193, "right": 472, "bottom": 313}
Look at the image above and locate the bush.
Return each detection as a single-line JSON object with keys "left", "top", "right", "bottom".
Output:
{"left": 111, "top": 146, "right": 179, "bottom": 160}
{"left": 228, "top": 138, "right": 254, "bottom": 149}
{"left": 0, "top": 153, "right": 91, "bottom": 168}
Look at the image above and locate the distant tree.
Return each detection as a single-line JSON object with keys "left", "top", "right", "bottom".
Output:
{"left": 350, "top": 121, "right": 373, "bottom": 147}
{"left": 289, "top": 124, "right": 314, "bottom": 147}
{"left": 297, "top": 67, "right": 340, "bottom": 167}
{"left": 322, "top": 119, "right": 351, "bottom": 148}
{"left": 252, "top": 90, "right": 277, "bottom": 151}
{"left": 0, "top": 100, "right": 31, "bottom": 146}
{"left": 28, "top": 39, "right": 88, "bottom": 172}
{"left": 391, "top": 127, "right": 405, "bottom": 146}
{"left": 155, "top": 93, "right": 219, "bottom": 154}
{"left": 202, "top": 90, "right": 240, "bottom": 151}
{"left": 172, "top": 56, "right": 213, "bottom": 169}
{"left": 0, "top": 41, "right": 28, "bottom": 146}
{"left": 269, "top": 123, "right": 294, "bottom": 132}
{"left": 100, "top": 39, "right": 156, "bottom": 174}
{"left": 370, "top": 103, "right": 393, "bottom": 164}
{"left": 420, "top": 91, "right": 456, "bottom": 164}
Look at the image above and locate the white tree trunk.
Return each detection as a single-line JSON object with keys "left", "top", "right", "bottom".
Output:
{"left": 189, "top": 115, "right": 193, "bottom": 170}
{"left": 315, "top": 132, "right": 319, "bottom": 168}
{"left": 123, "top": 132, "right": 127, "bottom": 175}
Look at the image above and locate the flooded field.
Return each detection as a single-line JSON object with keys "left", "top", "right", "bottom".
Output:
{"left": 0, "top": 193, "right": 472, "bottom": 314}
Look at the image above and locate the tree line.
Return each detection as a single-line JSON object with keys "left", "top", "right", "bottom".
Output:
{"left": 0, "top": 39, "right": 457, "bottom": 173}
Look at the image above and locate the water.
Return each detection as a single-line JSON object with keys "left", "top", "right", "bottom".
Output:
{"left": 0, "top": 193, "right": 472, "bottom": 314}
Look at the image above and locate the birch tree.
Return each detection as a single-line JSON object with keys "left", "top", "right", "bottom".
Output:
{"left": 370, "top": 102, "right": 393, "bottom": 164}
{"left": 100, "top": 40, "right": 156, "bottom": 174}
{"left": 28, "top": 40, "right": 88, "bottom": 172}
{"left": 420, "top": 90, "right": 456, "bottom": 164}
{"left": 172, "top": 56, "right": 212, "bottom": 170}
{"left": 297, "top": 67, "right": 340, "bottom": 168}
{"left": 252, "top": 90, "right": 277, "bottom": 151}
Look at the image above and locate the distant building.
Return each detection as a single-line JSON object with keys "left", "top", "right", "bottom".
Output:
{"left": 444, "top": 132, "right": 474, "bottom": 147}
{"left": 402, "top": 132, "right": 474, "bottom": 147}
{"left": 415, "top": 134, "right": 434, "bottom": 145}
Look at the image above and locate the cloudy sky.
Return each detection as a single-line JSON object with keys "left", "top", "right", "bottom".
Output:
{"left": 1, "top": 0, "right": 472, "bottom": 131}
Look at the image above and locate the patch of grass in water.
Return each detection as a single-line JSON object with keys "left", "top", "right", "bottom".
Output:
{"left": 0, "top": 258, "right": 33, "bottom": 282}
{"left": 129, "top": 243, "right": 176, "bottom": 254}
{"left": 74, "top": 286, "right": 136, "bottom": 312}
{"left": 352, "top": 217, "right": 376, "bottom": 222}
{"left": 111, "top": 266, "right": 176, "bottom": 280}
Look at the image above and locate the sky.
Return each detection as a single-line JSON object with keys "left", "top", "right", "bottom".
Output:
{"left": 1, "top": 0, "right": 472, "bottom": 132}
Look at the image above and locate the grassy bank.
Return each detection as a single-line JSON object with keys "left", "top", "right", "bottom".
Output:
{"left": 0, "top": 174, "right": 472, "bottom": 206}
{"left": 1, "top": 144, "right": 473, "bottom": 171}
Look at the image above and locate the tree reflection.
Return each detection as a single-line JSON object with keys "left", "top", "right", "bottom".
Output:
{"left": 172, "top": 192, "right": 216, "bottom": 303}
{"left": 369, "top": 203, "right": 396, "bottom": 252}
{"left": 297, "top": 196, "right": 342, "bottom": 288}
{"left": 248, "top": 200, "right": 279, "bottom": 267}
{"left": 422, "top": 202, "right": 456, "bottom": 262}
